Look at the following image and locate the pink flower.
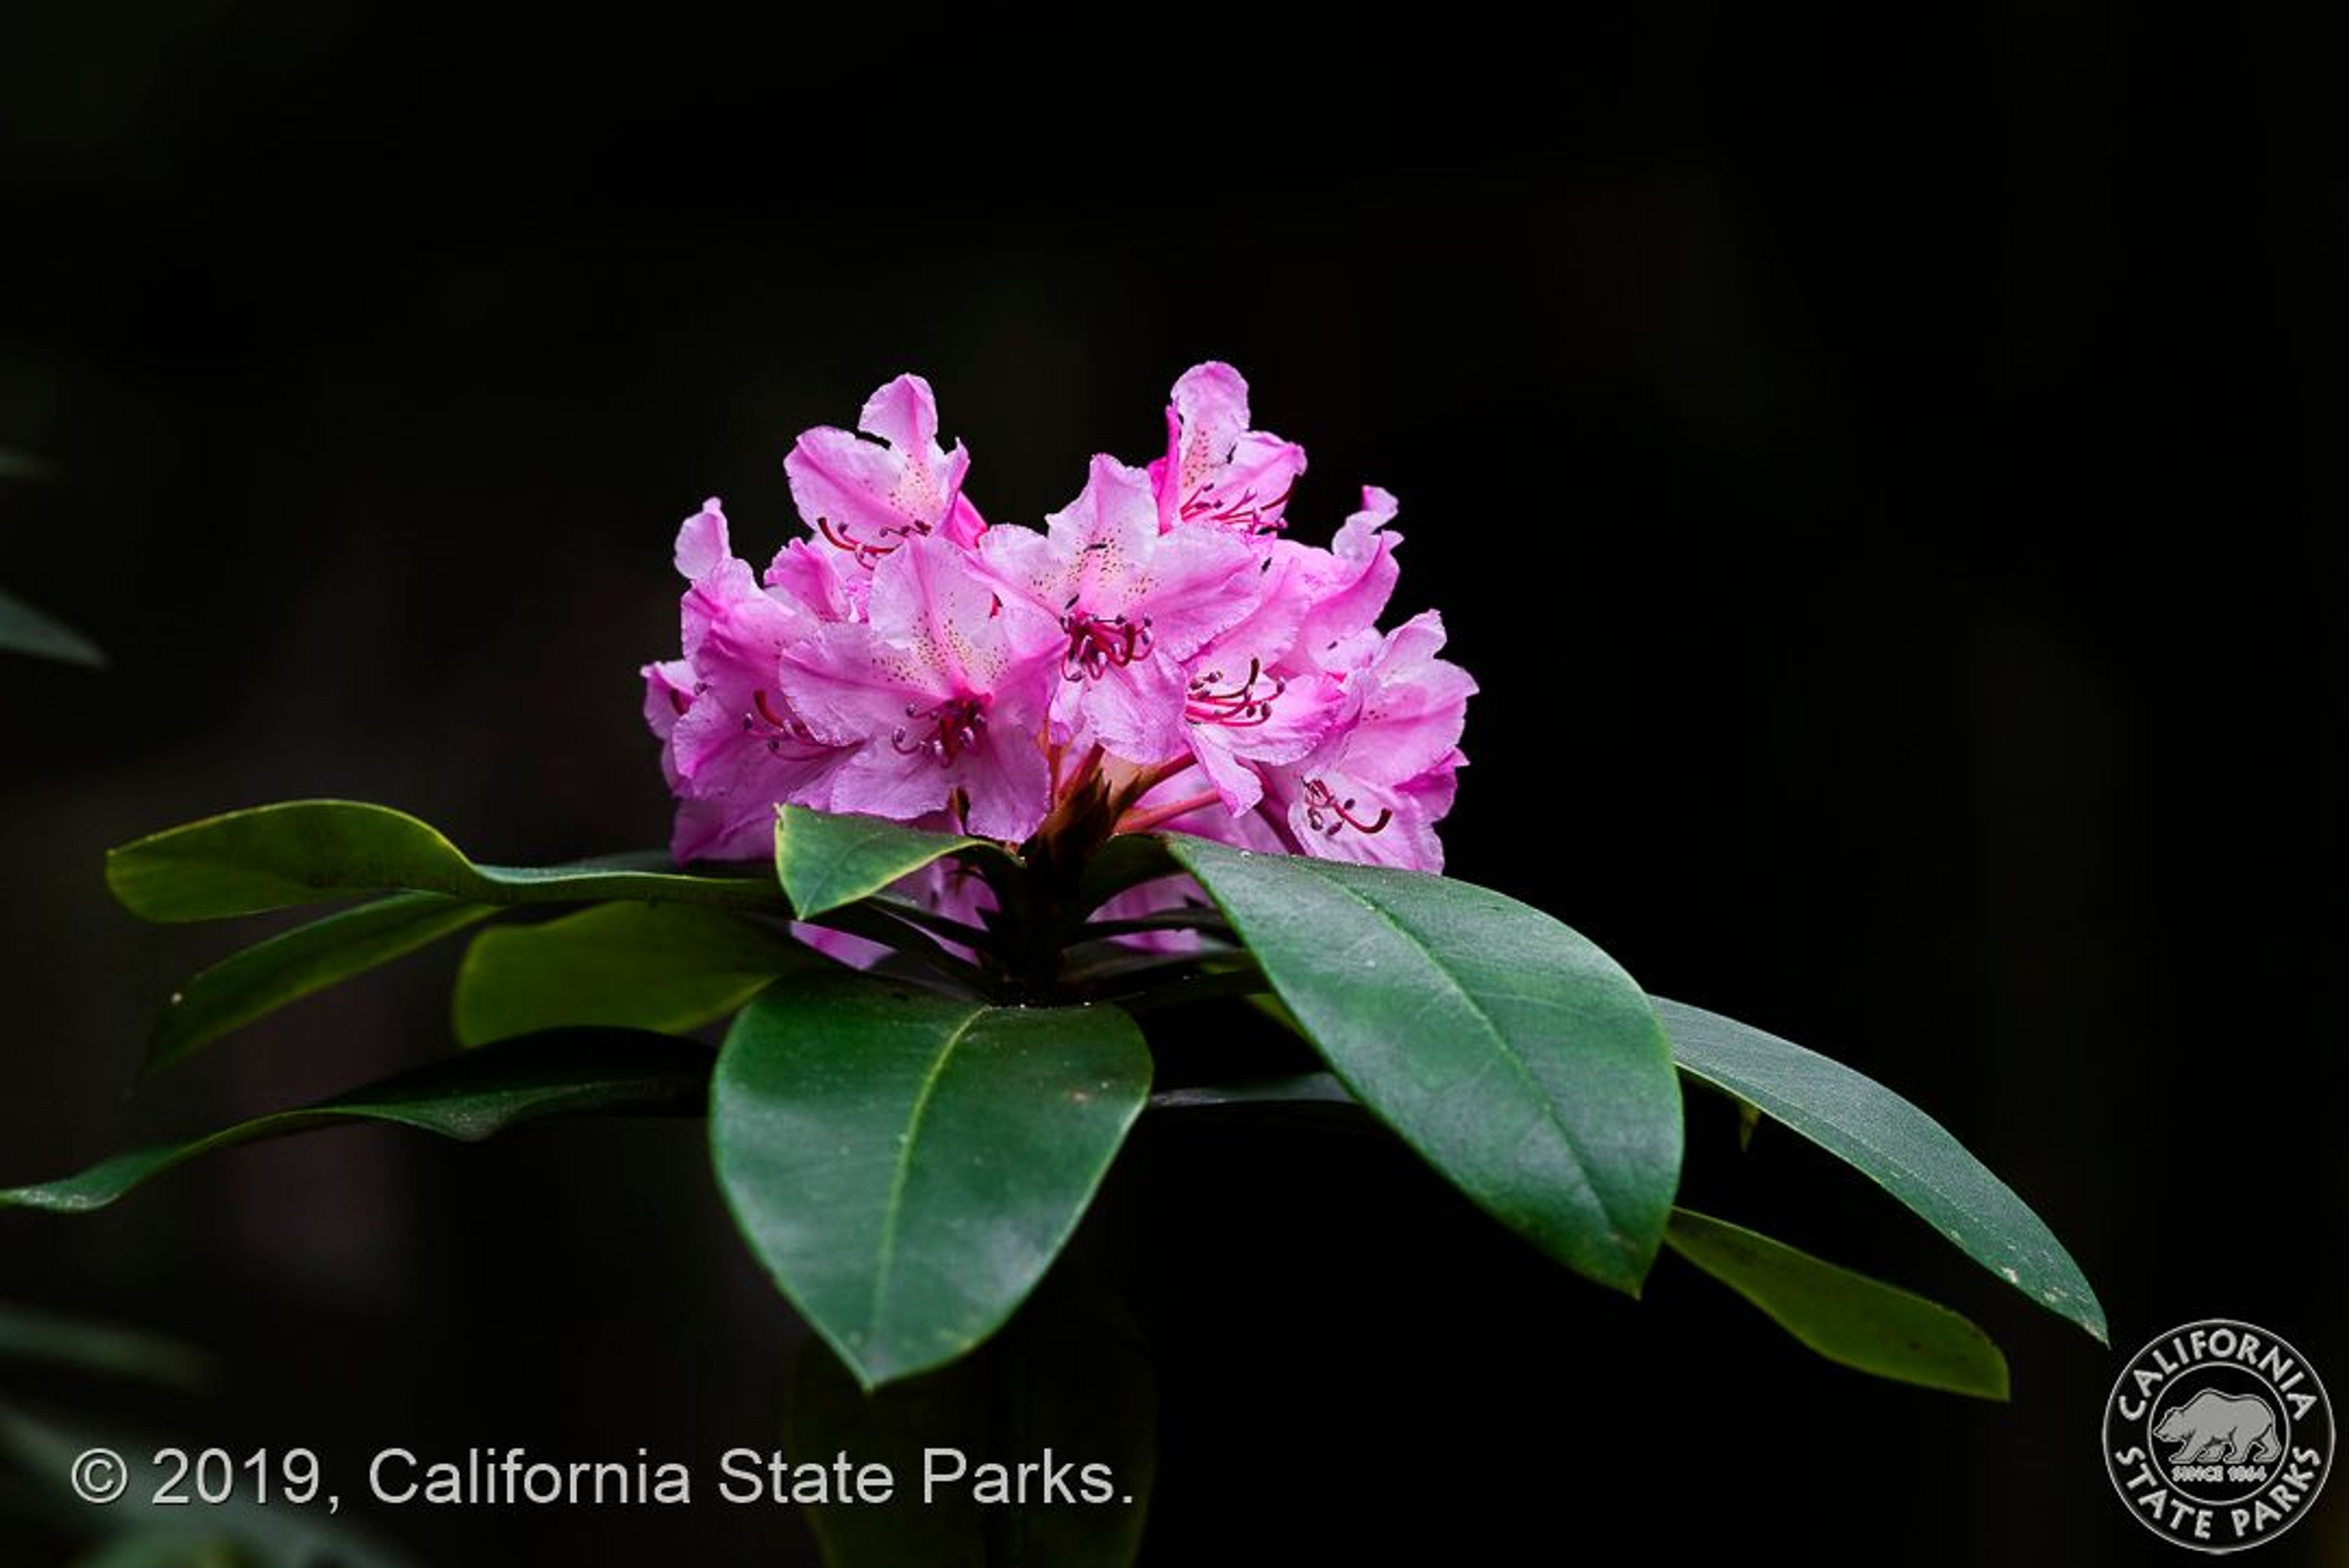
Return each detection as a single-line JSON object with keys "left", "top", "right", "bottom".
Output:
{"left": 644, "top": 363, "right": 1474, "bottom": 879}
{"left": 644, "top": 500, "right": 851, "bottom": 862}
{"left": 1150, "top": 362, "right": 1307, "bottom": 536}
{"left": 785, "top": 374, "right": 986, "bottom": 568}
{"left": 1272, "top": 612, "right": 1476, "bottom": 873}
{"left": 981, "top": 456, "right": 1264, "bottom": 766}
{"left": 782, "top": 533, "right": 1060, "bottom": 841}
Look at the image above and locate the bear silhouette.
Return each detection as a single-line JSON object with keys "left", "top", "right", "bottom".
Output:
{"left": 2154, "top": 1389, "right": 2282, "bottom": 1465}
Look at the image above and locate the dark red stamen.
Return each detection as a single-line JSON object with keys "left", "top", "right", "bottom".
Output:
{"left": 892, "top": 695, "right": 990, "bottom": 765}
{"left": 1059, "top": 605, "right": 1155, "bottom": 682}
{"left": 1181, "top": 479, "right": 1293, "bottom": 535}
{"left": 1185, "top": 658, "right": 1285, "bottom": 727}
{"left": 1302, "top": 778, "right": 1391, "bottom": 838}
{"left": 741, "top": 689, "right": 833, "bottom": 759}
{"left": 815, "top": 514, "right": 926, "bottom": 568}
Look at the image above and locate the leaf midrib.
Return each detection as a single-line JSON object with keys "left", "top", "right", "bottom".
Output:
{"left": 1664, "top": 1004, "right": 2100, "bottom": 1335}
{"left": 1291, "top": 871, "right": 1635, "bottom": 1265}
{"left": 864, "top": 1004, "right": 986, "bottom": 1342}
{"left": 1678, "top": 1057, "right": 2056, "bottom": 1283}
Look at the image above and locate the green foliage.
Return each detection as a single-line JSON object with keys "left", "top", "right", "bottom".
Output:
{"left": 1655, "top": 997, "right": 2106, "bottom": 1343}
{"left": 147, "top": 894, "right": 494, "bottom": 1072}
{"left": 786, "top": 1271, "right": 1155, "bottom": 1567}
{"left": 0, "top": 1032, "right": 710, "bottom": 1213}
{"left": 107, "top": 801, "right": 777, "bottom": 922}
{"left": 454, "top": 902, "right": 805, "bottom": 1045}
{"left": 23, "top": 796, "right": 2105, "bottom": 1415}
{"left": 775, "top": 805, "right": 998, "bottom": 919}
{"left": 0, "top": 583, "right": 106, "bottom": 667}
{"left": 1165, "top": 835, "right": 1682, "bottom": 1296}
{"left": 1663, "top": 1208, "right": 2011, "bottom": 1400}
{"left": 713, "top": 975, "right": 1150, "bottom": 1388}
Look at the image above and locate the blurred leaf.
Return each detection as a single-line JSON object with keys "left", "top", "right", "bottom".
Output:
{"left": 0, "top": 1403, "right": 415, "bottom": 1568}
{"left": 0, "top": 585, "right": 105, "bottom": 668}
{"left": 107, "top": 800, "right": 778, "bottom": 923}
{"left": 0, "top": 1030, "right": 710, "bottom": 1214}
{"left": 1146, "top": 1072, "right": 1357, "bottom": 1112}
{"left": 1655, "top": 997, "right": 2106, "bottom": 1344}
{"left": 774, "top": 805, "right": 998, "bottom": 920}
{"left": 713, "top": 972, "right": 1149, "bottom": 1389}
{"left": 146, "top": 894, "right": 494, "bottom": 1073}
{"left": 1165, "top": 835, "right": 1682, "bottom": 1297}
{"left": 0, "top": 448, "right": 56, "bottom": 483}
{"left": 1663, "top": 1207, "right": 2010, "bottom": 1400}
{"left": 455, "top": 901, "right": 807, "bottom": 1045}
{"left": 786, "top": 1271, "right": 1154, "bottom": 1568}
{"left": 0, "top": 1303, "right": 213, "bottom": 1392}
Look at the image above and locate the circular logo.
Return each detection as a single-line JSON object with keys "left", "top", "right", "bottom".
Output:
{"left": 2104, "top": 1318, "right": 2332, "bottom": 1553}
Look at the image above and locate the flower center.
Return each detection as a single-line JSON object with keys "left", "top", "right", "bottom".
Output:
{"left": 1060, "top": 606, "right": 1154, "bottom": 681}
{"left": 892, "top": 695, "right": 990, "bottom": 764}
{"left": 1185, "top": 659, "right": 1285, "bottom": 727}
{"left": 814, "top": 514, "right": 925, "bottom": 568}
{"left": 1301, "top": 778, "right": 1391, "bottom": 837}
{"left": 744, "top": 690, "right": 833, "bottom": 760}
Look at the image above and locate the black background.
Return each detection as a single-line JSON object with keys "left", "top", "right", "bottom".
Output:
{"left": 1, "top": 5, "right": 2340, "bottom": 1563}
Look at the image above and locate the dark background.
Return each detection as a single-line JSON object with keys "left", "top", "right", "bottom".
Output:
{"left": 1, "top": 4, "right": 2340, "bottom": 1563}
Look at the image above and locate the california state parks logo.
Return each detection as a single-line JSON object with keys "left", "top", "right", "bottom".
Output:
{"left": 2105, "top": 1318, "right": 2332, "bottom": 1553}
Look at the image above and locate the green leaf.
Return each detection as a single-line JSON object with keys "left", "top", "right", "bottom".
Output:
{"left": 785, "top": 1271, "right": 1155, "bottom": 1568}
{"left": 1147, "top": 1071, "right": 1358, "bottom": 1112}
{"left": 774, "top": 805, "right": 999, "bottom": 920}
{"left": 0, "top": 584, "right": 106, "bottom": 668}
{"left": 453, "top": 902, "right": 806, "bottom": 1046}
{"left": 1073, "top": 833, "right": 1179, "bottom": 916}
{"left": 106, "top": 801, "right": 778, "bottom": 923}
{"left": 1163, "top": 836, "right": 1682, "bottom": 1296}
{"left": 0, "top": 1031, "right": 711, "bottom": 1214}
{"left": 712, "top": 973, "right": 1150, "bottom": 1389}
{"left": 1663, "top": 1207, "right": 2011, "bottom": 1400}
{"left": 147, "top": 894, "right": 495, "bottom": 1073}
{"left": 0, "top": 1303, "right": 215, "bottom": 1391}
{"left": 1654, "top": 996, "right": 2106, "bottom": 1344}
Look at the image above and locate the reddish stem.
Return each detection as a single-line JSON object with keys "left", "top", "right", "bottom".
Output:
{"left": 1115, "top": 788, "right": 1223, "bottom": 836}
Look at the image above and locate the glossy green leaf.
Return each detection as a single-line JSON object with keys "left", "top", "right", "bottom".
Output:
{"left": 453, "top": 902, "right": 804, "bottom": 1046}
{"left": 0, "top": 584, "right": 105, "bottom": 667}
{"left": 107, "top": 800, "right": 778, "bottom": 923}
{"left": 774, "top": 805, "right": 999, "bottom": 919}
{"left": 1073, "top": 833, "right": 1179, "bottom": 916}
{"left": 1163, "top": 836, "right": 1682, "bottom": 1296}
{"left": 0, "top": 1031, "right": 711, "bottom": 1214}
{"left": 1664, "top": 1207, "right": 2010, "bottom": 1400}
{"left": 147, "top": 894, "right": 495, "bottom": 1073}
{"left": 0, "top": 1303, "right": 214, "bottom": 1391}
{"left": 785, "top": 1272, "right": 1155, "bottom": 1568}
{"left": 713, "top": 974, "right": 1150, "bottom": 1389}
{"left": 1654, "top": 996, "right": 2106, "bottom": 1343}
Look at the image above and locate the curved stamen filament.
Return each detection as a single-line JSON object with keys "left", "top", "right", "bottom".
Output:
{"left": 1060, "top": 606, "right": 1155, "bottom": 681}
{"left": 815, "top": 514, "right": 926, "bottom": 568}
{"left": 1186, "top": 658, "right": 1285, "bottom": 728}
{"left": 1302, "top": 778, "right": 1391, "bottom": 838}
{"left": 1181, "top": 479, "right": 1293, "bottom": 534}
{"left": 892, "top": 695, "right": 990, "bottom": 765}
{"left": 743, "top": 689, "right": 834, "bottom": 760}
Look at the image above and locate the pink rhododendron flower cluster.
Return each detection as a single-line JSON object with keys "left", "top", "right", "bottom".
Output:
{"left": 644, "top": 364, "right": 1474, "bottom": 882}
